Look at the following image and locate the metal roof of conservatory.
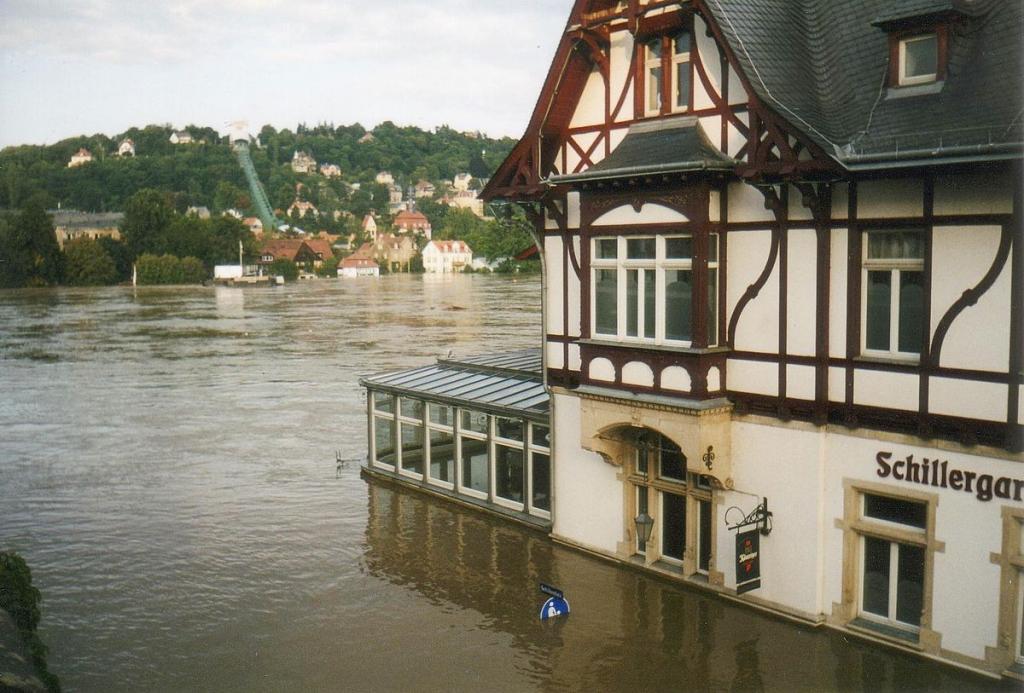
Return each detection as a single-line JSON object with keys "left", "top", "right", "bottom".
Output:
{"left": 360, "top": 349, "right": 549, "bottom": 420}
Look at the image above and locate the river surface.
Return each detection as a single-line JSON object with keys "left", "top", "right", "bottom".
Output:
{"left": 0, "top": 276, "right": 1003, "bottom": 692}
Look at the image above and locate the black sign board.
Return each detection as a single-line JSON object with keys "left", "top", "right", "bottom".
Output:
{"left": 735, "top": 530, "right": 761, "bottom": 595}
{"left": 539, "top": 583, "right": 564, "bottom": 600}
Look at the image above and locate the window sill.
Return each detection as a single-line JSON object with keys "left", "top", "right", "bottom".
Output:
{"left": 886, "top": 80, "right": 944, "bottom": 99}
{"left": 580, "top": 338, "right": 730, "bottom": 356}
{"left": 848, "top": 617, "right": 921, "bottom": 647}
{"left": 854, "top": 353, "right": 921, "bottom": 367}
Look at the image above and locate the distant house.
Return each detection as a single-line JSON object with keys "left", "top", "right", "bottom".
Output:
{"left": 257, "top": 239, "right": 320, "bottom": 271}
{"left": 388, "top": 185, "right": 403, "bottom": 206}
{"left": 304, "top": 238, "right": 335, "bottom": 265}
{"left": 414, "top": 180, "right": 436, "bottom": 199}
{"left": 287, "top": 200, "right": 319, "bottom": 219}
{"left": 320, "top": 163, "right": 342, "bottom": 179}
{"left": 422, "top": 240, "right": 472, "bottom": 274}
{"left": 393, "top": 209, "right": 432, "bottom": 239}
{"left": 361, "top": 214, "right": 378, "bottom": 237}
{"left": 117, "top": 139, "right": 135, "bottom": 157}
{"left": 452, "top": 173, "right": 473, "bottom": 192}
{"left": 375, "top": 171, "right": 395, "bottom": 186}
{"left": 291, "top": 151, "right": 317, "bottom": 174}
{"left": 224, "top": 208, "right": 244, "bottom": 220}
{"left": 51, "top": 210, "right": 123, "bottom": 250}
{"left": 68, "top": 148, "right": 93, "bottom": 168}
{"left": 450, "top": 189, "right": 486, "bottom": 217}
{"left": 169, "top": 131, "right": 193, "bottom": 145}
{"left": 186, "top": 206, "right": 211, "bottom": 219}
{"left": 242, "top": 217, "right": 264, "bottom": 236}
{"left": 340, "top": 243, "right": 380, "bottom": 278}
{"left": 358, "top": 132, "right": 376, "bottom": 144}
{"left": 373, "top": 233, "right": 417, "bottom": 272}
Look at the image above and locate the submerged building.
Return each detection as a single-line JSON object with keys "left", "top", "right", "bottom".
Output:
{"left": 363, "top": 0, "right": 1022, "bottom": 680}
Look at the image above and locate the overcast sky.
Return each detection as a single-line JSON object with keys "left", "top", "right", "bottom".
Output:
{"left": 0, "top": 1, "right": 571, "bottom": 148}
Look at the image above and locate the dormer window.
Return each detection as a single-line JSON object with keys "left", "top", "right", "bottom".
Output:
{"left": 898, "top": 33, "right": 938, "bottom": 85}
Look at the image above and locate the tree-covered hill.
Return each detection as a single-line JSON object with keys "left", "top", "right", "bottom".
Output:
{"left": 0, "top": 122, "right": 516, "bottom": 217}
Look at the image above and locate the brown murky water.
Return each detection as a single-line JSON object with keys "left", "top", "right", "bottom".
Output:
{"left": 0, "top": 277, "right": 1003, "bottom": 691}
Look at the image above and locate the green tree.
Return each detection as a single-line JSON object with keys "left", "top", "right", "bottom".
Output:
{"left": 97, "top": 236, "right": 132, "bottom": 281}
{"left": 3, "top": 201, "right": 64, "bottom": 287}
{"left": 64, "top": 237, "right": 118, "bottom": 285}
{"left": 121, "top": 189, "right": 173, "bottom": 259}
{"left": 316, "top": 256, "right": 340, "bottom": 277}
{"left": 180, "top": 256, "right": 208, "bottom": 283}
{"left": 268, "top": 258, "right": 298, "bottom": 281}
{"left": 0, "top": 551, "right": 60, "bottom": 692}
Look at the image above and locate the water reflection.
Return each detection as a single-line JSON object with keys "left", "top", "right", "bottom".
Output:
{"left": 364, "top": 481, "right": 1002, "bottom": 692}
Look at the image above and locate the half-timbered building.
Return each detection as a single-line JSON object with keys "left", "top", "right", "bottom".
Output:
{"left": 478, "top": 0, "right": 1022, "bottom": 680}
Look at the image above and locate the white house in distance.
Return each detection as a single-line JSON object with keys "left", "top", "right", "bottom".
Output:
{"left": 68, "top": 148, "right": 93, "bottom": 168}
{"left": 421, "top": 240, "right": 472, "bottom": 274}
{"left": 320, "top": 163, "right": 342, "bottom": 179}
{"left": 169, "top": 130, "right": 193, "bottom": 145}
{"left": 339, "top": 243, "right": 380, "bottom": 278}
{"left": 452, "top": 173, "right": 473, "bottom": 192}
{"left": 291, "top": 151, "right": 317, "bottom": 174}
{"left": 376, "top": 171, "right": 395, "bottom": 186}
{"left": 363, "top": 0, "right": 1024, "bottom": 683}
{"left": 117, "top": 139, "right": 135, "bottom": 157}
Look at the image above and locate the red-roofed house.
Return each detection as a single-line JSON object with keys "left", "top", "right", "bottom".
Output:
{"left": 422, "top": 240, "right": 472, "bottom": 274}
{"left": 257, "top": 239, "right": 320, "bottom": 271}
{"left": 393, "top": 209, "right": 432, "bottom": 239}
{"left": 68, "top": 148, "right": 93, "bottom": 168}
{"left": 339, "top": 243, "right": 380, "bottom": 278}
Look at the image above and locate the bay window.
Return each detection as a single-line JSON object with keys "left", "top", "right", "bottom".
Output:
{"left": 592, "top": 234, "right": 718, "bottom": 347}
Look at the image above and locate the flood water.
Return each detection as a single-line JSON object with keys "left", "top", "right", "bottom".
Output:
{"left": 0, "top": 276, "right": 1002, "bottom": 692}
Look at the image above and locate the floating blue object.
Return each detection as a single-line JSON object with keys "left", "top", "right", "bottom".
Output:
{"left": 540, "top": 596, "right": 570, "bottom": 620}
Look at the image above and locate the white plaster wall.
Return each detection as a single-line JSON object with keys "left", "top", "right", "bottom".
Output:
{"left": 565, "top": 144, "right": 580, "bottom": 177}
{"left": 786, "top": 228, "right": 818, "bottom": 357}
{"left": 622, "top": 361, "right": 655, "bottom": 387}
{"left": 699, "top": 116, "right": 722, "bottom": 153}
{"left": 726, "top": 115, "right": 747, "bottom": 159}
{"left": 709, "top": 190, "right": 721, "bottom": 222}
{"left": 787, "top": 188, "right": 813, "bottom": 222}
{"left": 592, "top": 203, "right": 689, "bottom": 226}
{"left": 853, "top": 370, "right": 919, "bottom": 411}
{"left": 567, "top": 236, "right": 582, "bottom": 338}
{"left": 828, "top": 228, "right": 849, "bottom": 359}
{"left": 934, "top": 173, "right": 1014, "bottom": 216}
{"left": 608, "top": 126, "right": 629, "bottom": 154}
{"left": 545, "top": 235, "right": 564, "bottom": 335}
{"left": 552, "top": 393, "right": 625, "bottom": 554}
{"left": 707, "top": 366, "right": 722, "bottom": 392}
{"left": 727, "top": 359, "right": 777, "bottom": 397}
{"left": 570, "top": 67, "right": 606, "bottom": 129}
{"left": 661, "top": 366, "right": 692, "bottom": 392}
{"left": 930, "top": 225, "right": 1010, "bottom": 372}
{"left": 727, "top": 230, "right": 779, "bottom": 353}
{"left": 828, "top": 366, "right": 846, "bottom": 403}
{"left": 930, "top": 377, "right": 1007, "bottom": 423}
{"left": 568, "top": 343, "right": 582, "bottom": 373}
{"left": 567, "top": 192, "right": 581, "bottom": 230}
{"left": 787, "top": 364, "right": 816, "bottom": 401}
{"left": 856, "top": 179, "right": 923, "bottom": 219}
{"left": 694, "top": 15, "right": 721, "bottom": 111}
{"left": 727, "top": 63, "right": 747, "bottom": 105}
{"left": 546, "top": 340, "right": 565, "bottom": 370}
{"left": 610, "top": 31, "right": 634, "bottom": 124}
{"left": 727, "top": 182, "right": 774, "bottom": 223}
{"left": 821, "top": 433, "right": 1017, "bottom": 661}
{"left": 726, "top": 420, "right": 823, "bottom": 614}
{"left": 589, "top": 357, "right": 615, "bottom": 382}
{"left": 831, "top": 183, "right": 849, "bottom": 220}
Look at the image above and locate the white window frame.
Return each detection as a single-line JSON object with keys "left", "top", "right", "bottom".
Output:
{"left": 492, "top": 417, "right": 527, "bottom": 512}
{"left": 670, "top": 29, "right": 691, "bottom": 113}
{"left": 592, "top": 235, "right": 714, "bottom": 347}
{"left": 396, "top": 396, "right": 425, "bottom": 480}
{"left": 856, "top": 493, "right": 928, "bottom": 633}
{"left": 644, "top": 38, "right": 663, "bottom": 116}
{"left": 370, "top": 391, "right": 397, "bottom": 471}
{"left": 861, "top": 230, "right": 924, "bottom": 361}
{"left": 425, "top": 403, "right": 455, "bottom": 490}
{"left": 456, "top": 409, "right": 489, "bottom": 501}
{"left": 898, "top": 33, "right": 938, "bottom": 86}
{"left": 527, "top": 422, "right": 551, "bottom": 519}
